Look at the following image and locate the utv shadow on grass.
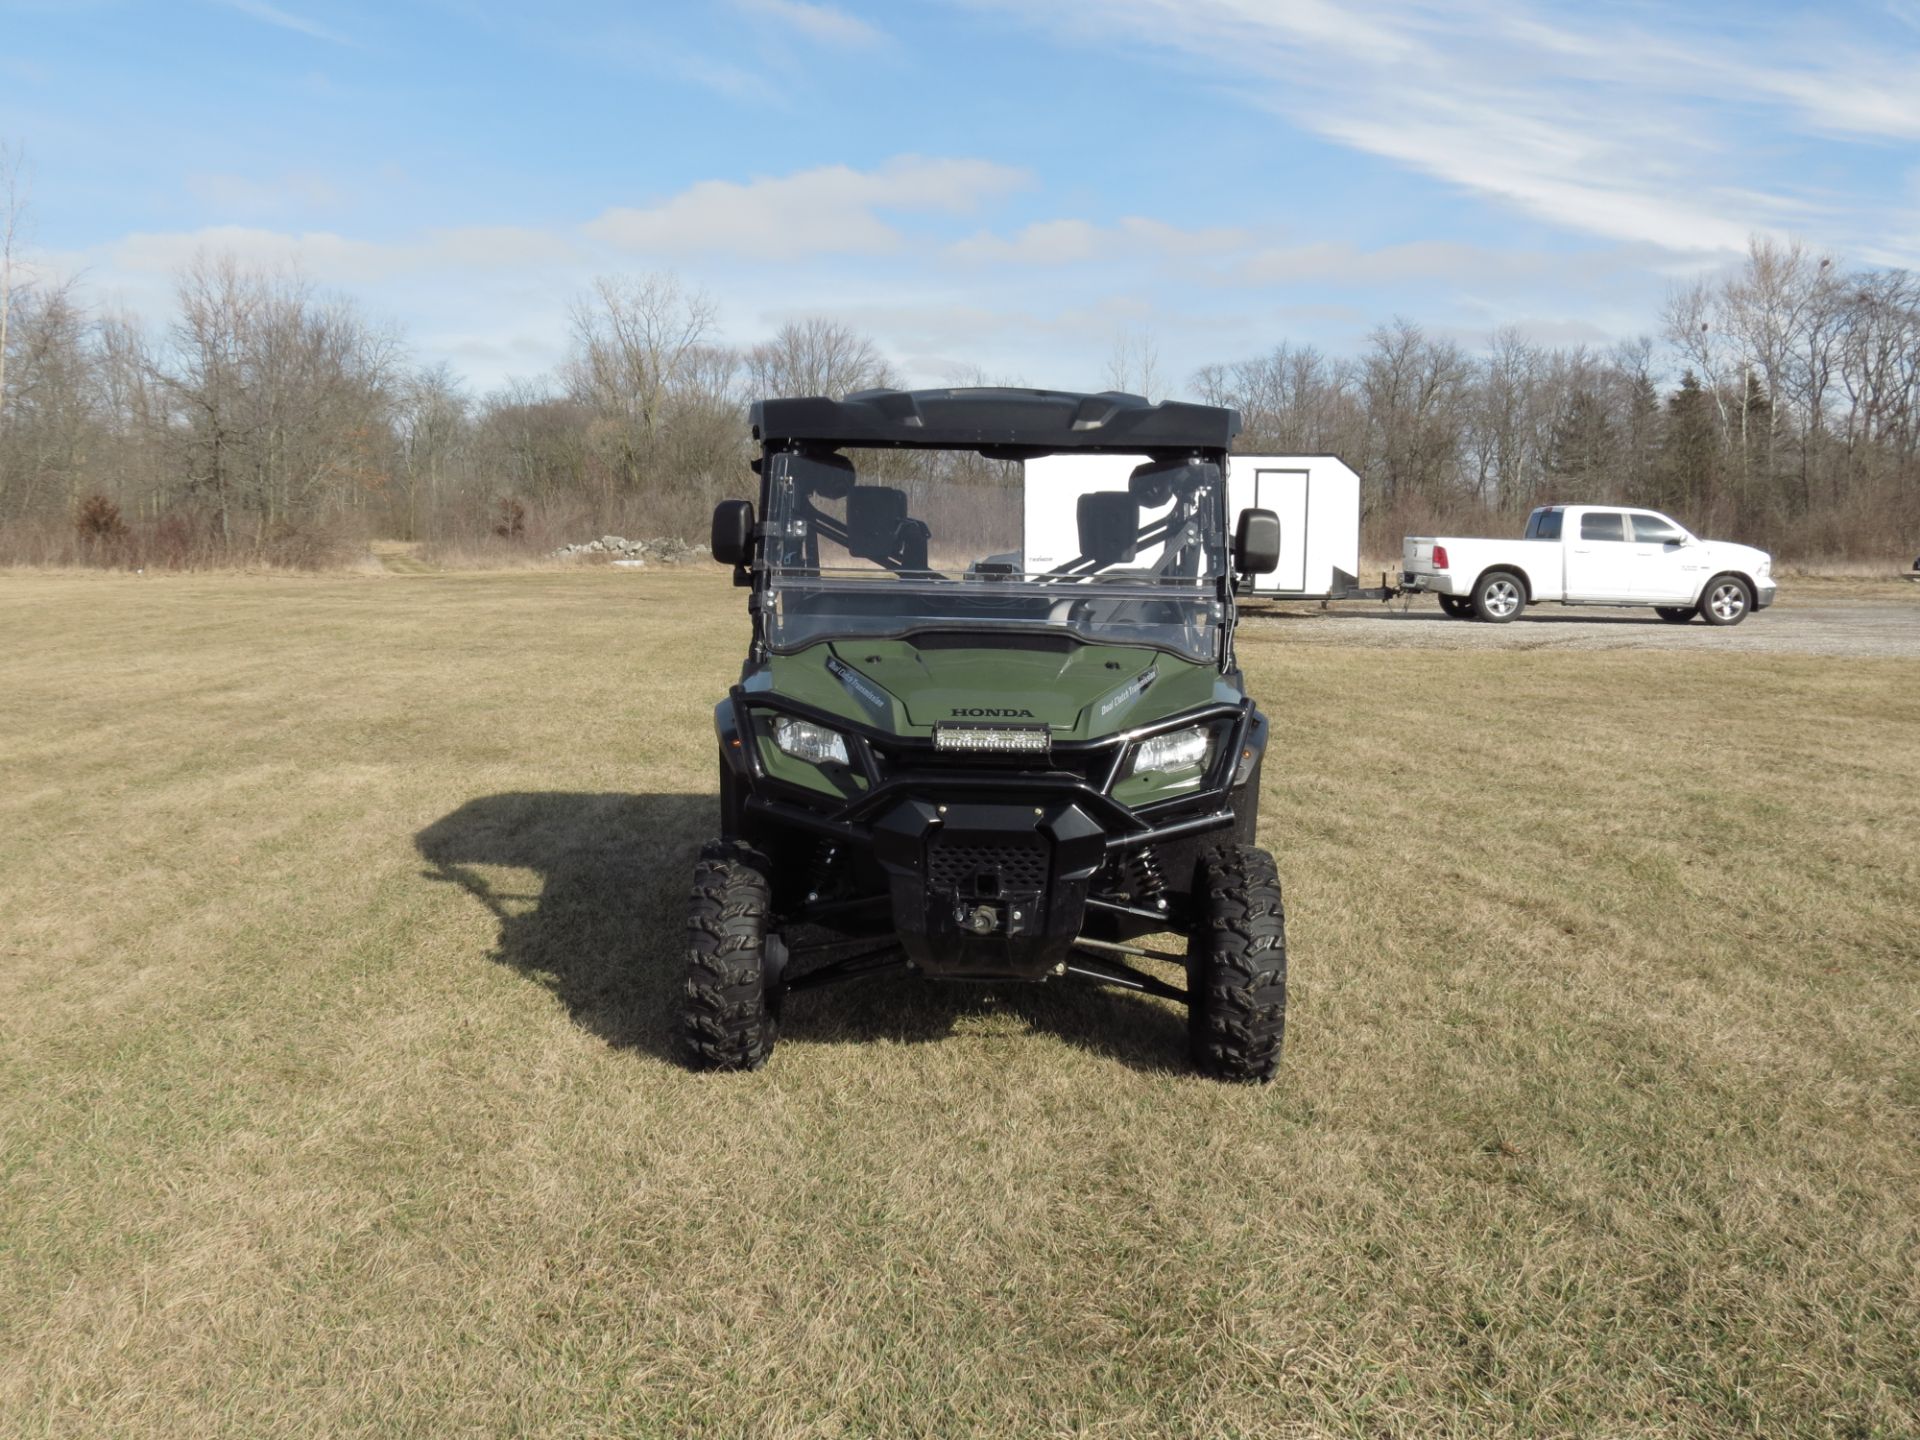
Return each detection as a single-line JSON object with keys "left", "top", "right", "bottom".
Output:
{"left": 415, "top": 791, "right": 1193, "bottom": 1073}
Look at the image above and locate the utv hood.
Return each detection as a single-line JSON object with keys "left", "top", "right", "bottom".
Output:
{"left": 759, "top": 636, "right": 1225, "bottom": 741}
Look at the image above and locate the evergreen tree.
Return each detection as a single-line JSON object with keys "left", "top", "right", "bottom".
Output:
{"left": 1548, "top": 387, "right": 1615, "bottom": 493}
{"left": 1620, "top": 371, "right": 1663, "bottom": 505}
{"left": 1660, "top": 369, "right": 1719, "bottom": 521}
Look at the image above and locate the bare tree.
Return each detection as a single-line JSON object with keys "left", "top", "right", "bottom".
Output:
{"left": 155, "top": 254, "right": 397, "bottom": 541}
{"left": 1104, "top": 328, "right": 1163, "bottom": 399}
{"left": 1468, "top": 328, "right": 1541, "bottom": 507}
{"left": 93, "top": 308, "right": 165, "bottom": 519}
{"left": 395, "top": 362, "right": 468, "bottom": 540}
{"left": 566, "top": 273, "right": 716, "bottom": 432}
{"left": 0, "top": 142, "right": 29, "bottom": 443}
{"left": 563, "top": 272, "right": 721, "bottom": 498}
{"left": 0, "top": 277, "right": 95, "bottom": 520}
{"left": 746, "top": 317, "right": 891, "bottom": 400}
{"left": 1360, "top": 320, "right": 1471, "bottom": 508}
{"left": 1662, "top": 276, "right": 1736, "bottom": 444}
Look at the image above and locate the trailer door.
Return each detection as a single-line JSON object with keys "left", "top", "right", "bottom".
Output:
{"left": 1251, "top": 466, "right": 1309, "bottom": 593}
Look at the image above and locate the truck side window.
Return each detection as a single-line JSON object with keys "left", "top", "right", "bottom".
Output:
{"left": 1580, "top": 512, "right": 1627, "bottom": 542}
{"left": 1630, "top": 513, "right": 1682, "bottom": 544}
{"left": 1532, "top": 509, "right": 1563, "bottom": 541}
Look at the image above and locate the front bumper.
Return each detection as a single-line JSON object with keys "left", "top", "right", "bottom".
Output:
{"left": 870, "top": 797, "right": 1106, "bottom": 977}
{"left": 721, "top": 690, "right": 1258, "bottom": 978}
{"left": 1754, "top": 578, "right": 1777, "bottom": 610}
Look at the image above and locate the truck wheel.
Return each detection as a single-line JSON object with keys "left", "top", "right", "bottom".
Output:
{"left": 1698, "top": 575, "right": 1752, "bottom": 626}
{"left": 680, "top": 840, "right": 778, "bottom": 1071}
{"left": 1472, "top": 571, "right": 1526, "bottom": 623}
{"left": 1438, "top": 595, "right": 1473, "bottom": 618}
{"left": 1187, "top": 845, "right": 1287, "bottom": 1083}
{"left": 1655, "top": 606, "right": 1694, "bottom": 624}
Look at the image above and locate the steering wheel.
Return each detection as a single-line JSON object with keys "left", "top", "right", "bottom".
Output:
{"left": 1047, "top": 596, "right": 1094, "bottom": 627}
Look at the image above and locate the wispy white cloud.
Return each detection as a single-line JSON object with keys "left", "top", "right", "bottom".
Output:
{"left": 732, "top": 0, "right": 885, "bottom": 49}
{"left": 950, "top": 219, "right": 1100, "bottom": 265}
{"left": 963, "top": 0, "right": 1920, "bottom": 260}
{"left": 950, "top": 216, "right": 1250, "bottom": 265}
{"left": 586, "top": 156, "right": 1031, "bottom": 261}
{"left": 213, "top": 0, "right": 359, "bottom": 47}
{"left": 99, "top": 223, "right": 574, "bottom": 284}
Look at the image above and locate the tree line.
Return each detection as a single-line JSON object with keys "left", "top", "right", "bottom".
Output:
{"left": 1195, "top": 239, "right": 1920, "bottom": 559}
{"left": 2, "top": 218, "right": 1917, "bottom": 566}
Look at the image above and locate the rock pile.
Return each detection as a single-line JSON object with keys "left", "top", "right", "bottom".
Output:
{"left": 553, "top": 535, "right": 709, "bottom": 566}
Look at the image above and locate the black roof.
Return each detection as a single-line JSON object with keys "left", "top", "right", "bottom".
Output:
{"left": 750, "top": 387, "right": 1241, "bottom": 454}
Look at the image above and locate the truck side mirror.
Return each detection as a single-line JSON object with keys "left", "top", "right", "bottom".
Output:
{"left": 1234, "top": 508, "right": 1281, "bottom": 574}
{"left": 711, "top": 499, "right": 755, "bottom": 566}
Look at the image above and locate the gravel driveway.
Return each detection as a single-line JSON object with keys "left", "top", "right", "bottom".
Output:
{"left": 1243, "top": 589, "right": 1920, "bottom": 658}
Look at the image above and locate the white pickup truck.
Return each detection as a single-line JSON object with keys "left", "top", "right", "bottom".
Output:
{"left": 1402, "top": 505, "right": 1776, "bottom": 625}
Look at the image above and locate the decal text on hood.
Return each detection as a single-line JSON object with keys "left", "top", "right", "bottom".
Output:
{"left": 826, "top": 655, "right": 891, "bottom": 713}
{"left": 1097, "top": 665, "right": 1158, "bottom": 718}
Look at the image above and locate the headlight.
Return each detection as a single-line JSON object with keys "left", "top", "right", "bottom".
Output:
{"left": 1757, "top": 557, "right": 1771, "bottom": 577}
{"left": 771, "top": 716, "right": 849, "bottom": 766}
{"left": 1128, "top": 724, "right": 1212, "bottom": 777}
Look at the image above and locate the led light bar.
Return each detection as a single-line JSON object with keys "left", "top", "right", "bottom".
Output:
{"left": 934, "top": 724, "right": 1051, "bottom": 754}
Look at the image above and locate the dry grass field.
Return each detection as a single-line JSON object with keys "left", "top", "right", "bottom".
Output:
{"left": 3, "top": 566, "right": 1918, "bottom": 1438}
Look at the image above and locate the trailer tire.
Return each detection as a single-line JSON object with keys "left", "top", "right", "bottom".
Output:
{"left": 1187, "top": 845, "right": 1287, "bottom": 1083}
{"left": 1472, "top": 571, "right": 1527, "bottom": 623}
{"left": 1697, "top": 575, "right": 1752, "bottom": 626}
{"left": 680, "top": 840, "right": 778, "bottom": 1071}
{"left": 1438, "top": 595, "right": 1473, "bottom": 618}
{"left": 1654, "top": 606, "right": 1694, "bottom": 624}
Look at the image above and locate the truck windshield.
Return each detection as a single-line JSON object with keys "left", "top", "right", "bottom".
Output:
{"left": 761, "top": 449, "right": 1228, "bottom": 662}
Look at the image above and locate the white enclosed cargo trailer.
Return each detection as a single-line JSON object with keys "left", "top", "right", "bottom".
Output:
{"left": 1024, "top": 452, "right": 1367, "bottom": 599}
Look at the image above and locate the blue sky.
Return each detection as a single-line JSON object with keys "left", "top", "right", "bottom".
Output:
{"left": 4, "top": 0, "right": 1918, "bottom": 394}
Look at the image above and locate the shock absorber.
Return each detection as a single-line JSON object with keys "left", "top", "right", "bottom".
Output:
{"left": 805, "top": 841, "right": 840, "bottom": 904}
{"left": 1125, "top": 846, "right": 1165, "bottom": 907}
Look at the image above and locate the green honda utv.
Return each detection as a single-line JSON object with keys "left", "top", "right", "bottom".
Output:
{"left": 683, "top": 388, "right": 1288, "bottom": 1081}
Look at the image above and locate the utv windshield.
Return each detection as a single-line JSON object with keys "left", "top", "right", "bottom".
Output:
{"left": 761, "top": 449, "right": 1228, "bottom": 663}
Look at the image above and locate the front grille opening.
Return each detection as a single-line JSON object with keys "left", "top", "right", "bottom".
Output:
{"left": 868, "top": 738, "right": 1112, "bottom": 784}
{"left": 928, "top": 838, "right": 1049, "bottom": 893}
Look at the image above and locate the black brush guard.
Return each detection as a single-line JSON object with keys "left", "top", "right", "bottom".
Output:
{"left": 721, "top": 690, "right": 1257, "bottom": 984}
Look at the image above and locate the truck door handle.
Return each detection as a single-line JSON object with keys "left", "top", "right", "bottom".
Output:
{"left": 1571, "top": 547, "right": 1592, "bottom": 554}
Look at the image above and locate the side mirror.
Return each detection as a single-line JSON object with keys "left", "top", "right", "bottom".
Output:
{"left": 711, "top": 499, "right": 754, "bottom": 566}
{"left": 1234, "top": 508, "right": 1282, "bottom": 575}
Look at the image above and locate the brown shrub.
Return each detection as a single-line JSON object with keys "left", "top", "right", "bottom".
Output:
{"left": 149, "top": 514, "right": 200, "bottom": 570}
{"left": 75, "top": 494, "right": 128, "bottom": 543}
{"left": 492, "top": 497, "right": 527, "bottom": 541}
{"left": 258, "top": 517, "right": 355, "bottom": 570}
